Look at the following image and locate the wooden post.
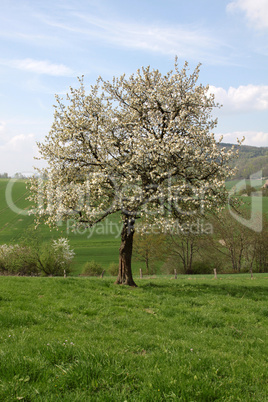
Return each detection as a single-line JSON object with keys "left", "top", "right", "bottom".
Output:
{"left": 214, "top": 268, "right": 217, "bottom": 279}
{"left": 140, "top": 269, "right": 143, "bottom": 279}
{"left": 174, "top": 269, "right": 177, "bottom": 279}
{"left": 64, "top": 269, "right": 66, "bottom": 278}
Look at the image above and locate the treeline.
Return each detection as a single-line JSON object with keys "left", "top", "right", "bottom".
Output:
{"left": 81, "top": 210, "right": 268, "bottom": 277}
{"left": 132, "top": 210, "right": 268, "bottom": 276}
{"left": 0, "top": 172, "right": 27, "bottom": 179}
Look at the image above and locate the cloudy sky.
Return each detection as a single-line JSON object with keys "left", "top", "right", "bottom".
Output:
{"left": 0, "top": 0, "right": 267, "bottom": 175}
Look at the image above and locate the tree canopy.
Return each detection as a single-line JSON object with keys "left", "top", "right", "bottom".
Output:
{"left": 30, "top": 60, "right": 239, "bottom": 285}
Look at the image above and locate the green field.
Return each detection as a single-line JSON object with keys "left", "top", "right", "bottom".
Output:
{"left": 0, "top": 179, "right": 122, "bottom": 275}
{"left": 0, "top": 179, "right": 267, "bottom": 275}
{"left": 0, "top": 275, "right": 267, "bottom": 401}
{"left": 0, "top": 180, "right": 267, "bottom": 400}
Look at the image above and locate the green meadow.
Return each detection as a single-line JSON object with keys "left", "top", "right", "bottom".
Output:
{"left": 0, "top": 275, "right": 267, "bottom": 401}
{"left": 0, "top": 179, "right": 121, "bottom": 275}
{"left": 0, "top": 180, "right": 267, "bottom": 400}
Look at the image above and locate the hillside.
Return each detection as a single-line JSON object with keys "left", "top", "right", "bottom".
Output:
{"left": 0, "top": 180, "right": 125, "bottom": 274}
{"left": 221, "top": 143, "right": 268, "bottom": 179}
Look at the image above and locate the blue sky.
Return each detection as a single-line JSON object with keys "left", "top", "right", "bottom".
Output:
{"left": 0, "top": 0, "right": 267, "bottom": 175}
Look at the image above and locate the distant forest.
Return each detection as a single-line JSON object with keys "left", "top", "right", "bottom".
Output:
{"left": 0, "top": 143, "right": 267, "bottom": 180}
{"left": 220, "top": 143, "right": 268, "bottom": 179}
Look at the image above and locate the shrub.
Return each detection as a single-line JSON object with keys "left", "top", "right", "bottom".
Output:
{"left": 161, "top": 257, "right": 218, "bottom": 275}
{"left": 262, "top": 187, "right": 268, "bottom": 197}
{"left": 191, "top": 262, "right": 214, "bottom": 275}
{"left": 0, "top": 244, "right": 39, "bottom": 275}
{"left": 52, "top": 238, "right": 75, "bottom": 264}
{"left": 0, "top": 244, "right": 18, "bottom": 274}
{"left": 0, "top": 245, "right": 13, "bottom": 273}
{"left": 238, "top": 185, "right": 257, "bottom": 196}
{"left": 81, "top": 261, "right": 104, "bottom": 276}
{"left": 15, "top": 246, "right": 39, "bottom": 276}
{"left": 38, "top": 238, "right": 75, "bottom": 276}
{"left": 38, "top": 247, "right": 64, "bottom": 276}
{"left": 161, "top": 258, "right": 180, "bottom": 275}
{"left": 0, "top": 238, "right": 75, "bottom": 276}
{"left": 107, "top": 262, "right": 118, "bottom": 276}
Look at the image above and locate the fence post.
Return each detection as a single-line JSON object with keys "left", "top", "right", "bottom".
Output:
{"left": 214, "top": 268, "right": 217, "bottom": 279}
{"left": 140, "top": 269, "right": 143, "bottom": 279}
{"left": 174, "top": 269, "right": 177, "bottom": 279}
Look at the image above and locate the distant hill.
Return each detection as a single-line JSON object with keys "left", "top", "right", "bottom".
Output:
{"left": 220, "top": 143, "right": 268, "bottom": 179}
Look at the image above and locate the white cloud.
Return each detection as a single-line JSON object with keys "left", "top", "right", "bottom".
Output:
{"left": 42, "top": 13, "right": 227, "bottom": 64}
{"left": 216, "top": 131, "right": 268, "bottom": 146}
{"left": 209, "top": 84, "right": 268, "bottom": 112}
{"left": 0, "top": 133, "right": 39, "bottom": 175}
{"left": 0, "top": 58, "right": 74, "bottom": 76}
{"left": 5, "top": 133, "right": 35, "bottom": 151}
{"left": 227, "top": 0, "right": 268, "bottom": 29}
{"left": 0, "top": 121, "right": 6, "bottom": 133}
{"left": 0, "top": 120, "right": 11, "bottom": 143}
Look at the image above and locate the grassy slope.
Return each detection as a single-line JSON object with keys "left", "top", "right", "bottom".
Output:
{"left": 0, "top": 180, "right": 35, "bottom": 243}
{"left": 0, "top": 179, "right": 122, "bottom": 274}
{"left": 0, "top": 275, "right": 267, "bottom": 401}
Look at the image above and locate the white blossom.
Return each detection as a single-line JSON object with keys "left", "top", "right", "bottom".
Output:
{"left": 29, "top": 61, "right": 239, "bottom": 239}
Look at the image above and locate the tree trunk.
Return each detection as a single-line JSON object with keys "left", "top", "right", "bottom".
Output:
{"left": 146, "top": 254, "right": 149, "bottom": 275}
{"left": 115, "top": 215, "right": 137, "bottom": 287}
{"left": 186, "top": 265, "right": 193, "bottom": 275}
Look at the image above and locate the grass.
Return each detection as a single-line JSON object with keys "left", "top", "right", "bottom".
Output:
{"left": 0, "top": 274, "right": 267, "bottom": 401}
{"left": 0, "top": 179, "right": 121, "bottom": 274}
